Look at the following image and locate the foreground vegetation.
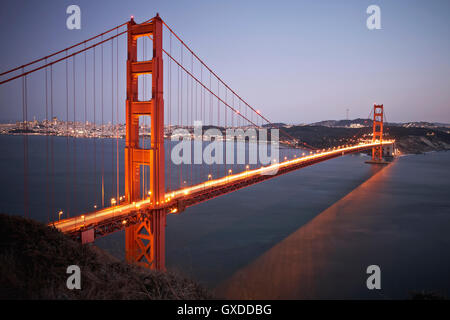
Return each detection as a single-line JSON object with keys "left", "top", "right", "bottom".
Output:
{"left": 0, "top": 213, "right": 211, "bottom": 299}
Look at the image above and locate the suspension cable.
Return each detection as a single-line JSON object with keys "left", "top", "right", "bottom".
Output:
{"left": 161, "top": 20, "right": 300, "bottom": 143}
{"left": 0, "top": 29, "right": 128, "bottom": 86}
{"left": 0, "top": 21, "right": 128, "bottom": 77}
{"left": 160, "top": 44, "right": 259, "bottom": 127}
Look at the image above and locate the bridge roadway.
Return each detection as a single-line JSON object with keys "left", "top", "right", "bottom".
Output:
{"left": 51, "top": 141, "right": 394, "bottom": 240}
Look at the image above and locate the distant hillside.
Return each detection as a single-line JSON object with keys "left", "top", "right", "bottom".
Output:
{"left": 0, "top": 214, "right": 211, "bottom": 299}
{"left": 310, "top": 118, "right": 371, "bottom": 128}
{"left": 262, "top": 122, "right": 287, "bottom": 128}
{"left": 310, "top": 119, "right": 450, "bottom": 130}
{"left": 284, "top": 124, "right": 450, "bottom": 154}
{"left": 383, "top": 126, "right": 450, "bottom": 154}
{"left": 398, "top": 121, "right": 450, "bottom": 130}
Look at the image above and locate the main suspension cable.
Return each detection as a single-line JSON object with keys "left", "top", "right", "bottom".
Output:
{"left": 0, "top": 21, "right": 128, "bottom": 77}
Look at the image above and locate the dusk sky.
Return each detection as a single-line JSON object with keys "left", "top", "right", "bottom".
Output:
{"left": 0, "top": 0, "right": 449, "bottom": 124}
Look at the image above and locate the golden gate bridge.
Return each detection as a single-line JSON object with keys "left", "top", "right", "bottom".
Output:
{"left": 0, "top": 14, "right": 394, "bottom": 270}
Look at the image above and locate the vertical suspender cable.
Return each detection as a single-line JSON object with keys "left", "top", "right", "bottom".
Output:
{"left": 22, "top": 69, "right": 29, "bottom": 218}
{"left": 101, "top": 37, "right": 104, "bottom": 208}
{"left": 177, "top": 53, "right": 181, "bottom": 188}
{"left": 116, "top": 30, "right": 119, "bottom": 202}
{"left": 195, "top": 61, "right": 198, "bottom": 121}
{"left": 195, "top": 69, "right": 198, "bottom": 184}
{"left": 208, "top": 73, "right": 212, "bottom": 178}
{"left": 217, "top": 79, "right": 220, "bottom": 179}
{"left": 84, "top": 43, "right": 88, "bottom": 208}
{"left": 225, "top": 87, "right": 227, "bottom": 176}
{"left": 45, "top": 59, "right": 49, "bottom": 223}
{"left": 168, "top": 33, "right": 172, "bottom": 191}
{"left": 209, "top": 72, "right": 212, "bottom": 125}
{"left": 65, "top": 50, "right": 70, "bottom": 217}
{"left": 50, "top": 64, "right": 55, "bottom": 220}
{"left": 111, "top": 38, "right": 114, "bottom": 202}
{"left": 191, "top": 53, "right": 193, "bottom": 186}
{"left": 73, "top": 55, "right": 77, "bottom": 214}
{"left": 94, "top": 46, "right": 97, "bottom": 208}
{"left": 181, "top": 44, "right": 183, "bottom": 128}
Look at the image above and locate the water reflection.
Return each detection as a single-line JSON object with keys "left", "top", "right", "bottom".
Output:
{"left": 215, "top": 164, "right": 391, "bottom": 299}
{"left": 216, "top": 152, "right": 450, "bottom": 299}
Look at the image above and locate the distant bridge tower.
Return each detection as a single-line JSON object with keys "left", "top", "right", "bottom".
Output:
{"left": 124, "top": 14, "right": 166, "bottom": 270}
{"left": 372, "top": 104, "right": 383, "bottom": 162}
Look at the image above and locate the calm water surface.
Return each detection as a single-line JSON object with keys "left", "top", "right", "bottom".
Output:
{"left": 1, "top": 135, "right": 449, "bottom": 298}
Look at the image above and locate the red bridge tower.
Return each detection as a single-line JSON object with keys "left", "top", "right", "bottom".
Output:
{"left": 372, "top": 104, "right": 384, "bottom": 162}
{"left": 124, "top": 14, "right": 166, "bottom": 270}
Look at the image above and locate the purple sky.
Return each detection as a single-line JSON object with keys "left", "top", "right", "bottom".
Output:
{"left": 0, "top": 0, "right": 449, "bottom": 124}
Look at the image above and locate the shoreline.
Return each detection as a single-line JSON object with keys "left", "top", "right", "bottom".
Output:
{"left": 1, "top": 131, "right": 449, "bottom": 156}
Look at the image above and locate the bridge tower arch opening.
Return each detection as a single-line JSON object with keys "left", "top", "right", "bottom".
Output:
{"left": 124, "top": 14, "right": 166, "bottom": 270}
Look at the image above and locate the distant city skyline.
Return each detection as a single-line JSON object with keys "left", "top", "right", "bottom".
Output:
{"left": 0, "top": 0, "right": 449, "bottom": 124}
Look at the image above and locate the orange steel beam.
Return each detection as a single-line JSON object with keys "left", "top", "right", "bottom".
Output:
{"left": 124, "top": 14, "right": 166, "bottom": 270}
{"left": 372, "top": 104, "right": 384, "bottom": 161}
{"left": 53, "top": 141, "right": 394, "bottom": 240}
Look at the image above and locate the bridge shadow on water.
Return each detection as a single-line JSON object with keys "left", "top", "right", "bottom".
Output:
{"left": 215, "top": 152, "right": 450, "bottom": 299}
{"left": 214, "top": 163, "right": 391, "bottom": 299}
